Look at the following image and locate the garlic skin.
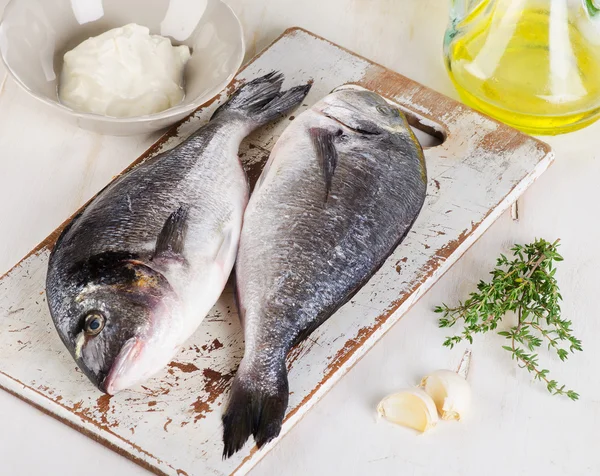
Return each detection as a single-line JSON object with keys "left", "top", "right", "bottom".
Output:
{"left": 420, "top": 369, "right": 471, "bottom": 421}
{"left": 377, "top": 388, "right": 439, "bottom": 432}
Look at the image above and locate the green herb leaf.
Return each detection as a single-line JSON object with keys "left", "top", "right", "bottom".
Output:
{"left": 435, "top": 238, "right": 581, "bottom": 400}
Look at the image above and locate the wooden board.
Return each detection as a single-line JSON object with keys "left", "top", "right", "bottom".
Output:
{"left": 0, "top": 28, "right": 553, "bottom": 476}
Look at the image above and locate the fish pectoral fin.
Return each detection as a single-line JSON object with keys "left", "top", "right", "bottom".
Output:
{"left": 214, "top": 226, "right": 235, "bottom": 271}
{"left": 309, "top": 127, "right": 339, "bottom": 202}
{"left": 153, "top": 205, "right": 189, "bottom": 261}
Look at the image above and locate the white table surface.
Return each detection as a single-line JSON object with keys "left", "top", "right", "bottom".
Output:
{"left": 1, "top": 1, "right": 598, "bottom": 475}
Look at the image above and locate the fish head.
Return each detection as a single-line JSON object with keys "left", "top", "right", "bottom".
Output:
{"left": 317, "top": 88, "right": 413, "bottom": 138}
{"left": 50, "top": 255, "right": 181, "bottom": 395}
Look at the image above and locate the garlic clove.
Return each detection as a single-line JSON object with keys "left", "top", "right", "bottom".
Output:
{"left": 420, "top": 369, "right": 471, "bottom": 421}
{"left": 377, "top": 388, "right": 439, "bottom": 432}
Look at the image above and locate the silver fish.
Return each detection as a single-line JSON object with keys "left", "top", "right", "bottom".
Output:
{"left": 223, "top": 88, "right": 427, "bottom": 456}
{"left": 46, "top": 72, "right": 311, "bottom": 395}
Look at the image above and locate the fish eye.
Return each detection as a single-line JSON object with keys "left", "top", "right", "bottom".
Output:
{"left": 376, "top": 105, "right": 400, "bottom": 117}
{"left": 84, "top": 312, "right": 106, "bottom": 336}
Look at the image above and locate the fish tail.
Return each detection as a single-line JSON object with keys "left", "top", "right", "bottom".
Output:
{"left": 222, "top": 359, "right": 289, "bottom": 458}
{"left": 213, "top": 71, "right": 311, "bottom": 128}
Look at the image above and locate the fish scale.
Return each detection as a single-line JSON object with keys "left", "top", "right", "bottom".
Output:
{"left": 223, "top": 88, "right": 428, "bottom": 456}
{"left": 46, "top": 72, "right": 311, "bottom": 396}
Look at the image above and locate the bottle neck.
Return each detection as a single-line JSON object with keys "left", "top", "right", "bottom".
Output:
{"left": 449, "top": 0, "right": 487, "bottom": 24}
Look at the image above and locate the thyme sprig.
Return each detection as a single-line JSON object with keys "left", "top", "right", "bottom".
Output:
{"left": 435, "top": 239, "right": 582, "bottom": 400}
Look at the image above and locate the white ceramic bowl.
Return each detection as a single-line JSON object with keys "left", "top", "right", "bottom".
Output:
{"left": 0, "top": 0, "right": 245, "bottom": 135}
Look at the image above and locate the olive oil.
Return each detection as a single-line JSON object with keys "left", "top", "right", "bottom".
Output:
{"left": 445, "top": 0, "right": 600, "bottom": 135}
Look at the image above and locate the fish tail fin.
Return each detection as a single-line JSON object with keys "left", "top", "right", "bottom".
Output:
{"left": 213, "top": 71, "right": 311, "bottom": 128}
{"left": 222, "top": 359, "right": 289, "bottom": 458}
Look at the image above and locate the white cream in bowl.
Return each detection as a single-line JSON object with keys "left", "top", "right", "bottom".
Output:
{"left": 59, "top": 23, "right": 191, "bottom": 117}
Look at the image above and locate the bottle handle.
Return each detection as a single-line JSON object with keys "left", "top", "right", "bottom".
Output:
{"left": 450, "top": 0, "right": 470, "bottom": 23}
{"left": 584, "top": 0, "right": 600, "bottom": 17}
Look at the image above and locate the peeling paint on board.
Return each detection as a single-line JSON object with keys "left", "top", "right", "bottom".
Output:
{"left": 0, "top": 28, "right": 552, "bottom": 476}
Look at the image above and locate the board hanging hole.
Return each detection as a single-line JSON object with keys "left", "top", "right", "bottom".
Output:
{"left": 331, "top": 83, "right": 446, "bottom": 149}
{"left": 404, "top": 114, "right": 446, "bottom": 149}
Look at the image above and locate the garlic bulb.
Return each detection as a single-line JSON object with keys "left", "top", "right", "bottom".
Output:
{"left": 377, "top": 388, "right": 439, "bottom": 432}
{"left": 420, "top": 369, "right": 471, "bottom": 421}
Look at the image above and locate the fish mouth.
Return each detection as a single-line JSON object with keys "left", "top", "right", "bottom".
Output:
{"left": 101, "top": 337, "right": 144, "bottom": 395}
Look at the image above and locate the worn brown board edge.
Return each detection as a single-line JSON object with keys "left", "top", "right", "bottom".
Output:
{"left": 0, "top": 26, "right": 554, "bottom": 476}
{"left": 0, "top": 26, "right": 553, "bottom": 284}
{"left": 1, "top": 28, "right": 308, "bottom": 283}
{"left": 230, "top": 154, "right": 554, "bottom": 476}
{"left": 0, "top": 371, "right": 170, "bottom": 476}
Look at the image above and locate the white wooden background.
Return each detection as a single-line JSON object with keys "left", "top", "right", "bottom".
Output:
{"left": 0, "top": 1, "right": 598, "bottom": 475}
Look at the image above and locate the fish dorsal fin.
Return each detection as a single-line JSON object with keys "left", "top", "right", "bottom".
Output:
{"left": 154, "top": 206, "right": 189, "bottom": 260}
{"left": 309, "top": 127, "right": 339, "bottom": 202}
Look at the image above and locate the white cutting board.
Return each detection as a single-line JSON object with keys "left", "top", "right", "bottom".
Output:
{"left": 0, "top": 28, "right": 553, "bottom": 476}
